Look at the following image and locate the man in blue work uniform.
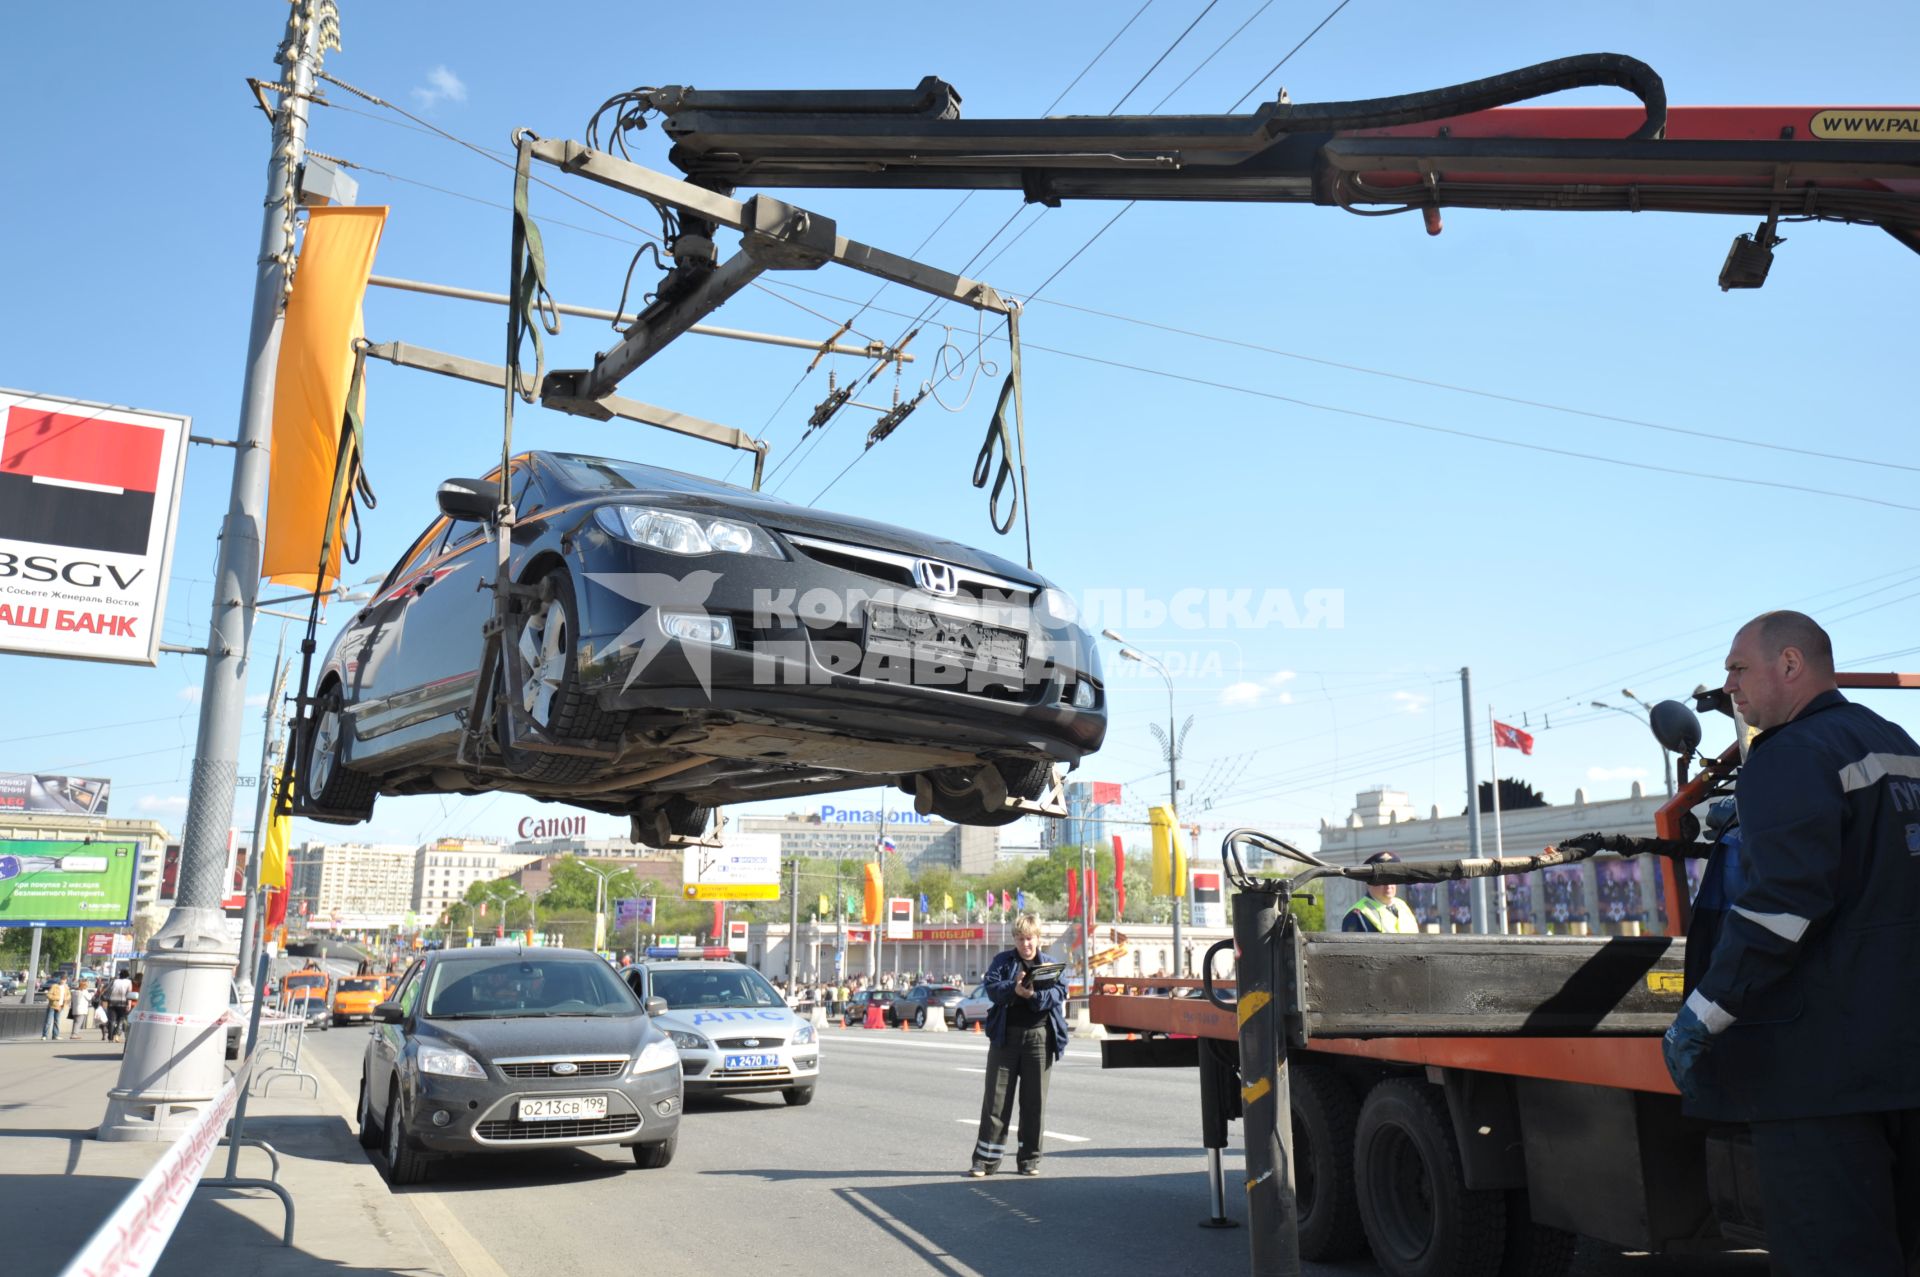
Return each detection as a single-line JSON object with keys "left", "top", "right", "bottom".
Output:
{"left": 1663, "top": 611, "right": 1920, "bottom": 1276}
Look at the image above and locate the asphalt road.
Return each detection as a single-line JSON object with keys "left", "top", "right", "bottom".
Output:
{"left": 304, "top": 1021, "right": 1768, "bottom": 1276}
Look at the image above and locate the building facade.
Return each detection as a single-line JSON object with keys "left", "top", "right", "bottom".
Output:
{"left": 290, "top": 841, "right": 421, "bottom": 930}
{"left": 737, "top": 806, "right": 998, "bottom": 875}
{"left": 413, "top": 839, "right": 540, "bottom": 921}
{"left": 1316, "top": 783, "right": 1671, "bottom": 934}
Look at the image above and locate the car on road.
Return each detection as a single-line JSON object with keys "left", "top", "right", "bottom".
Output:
{"left": 623, "top": 957, "right": 818, "bottom": 1105}
{"left": 358, "top": 946, "right": 682, "bottom": 1185}
{"left": 290, "top": 450, "right": 1106, "bottom": 846}
{"left": 842, "top": 989, "right": 893, "bottom": 1028}
{"left": 280, "top": 968, "right": 333, "bottom": 1030}
{"left": 885, "top": 983, "right": 965, "bottom": 1028}
{"left": 952, "top": 983, "right": 992, "bottom": 1032}
{"left": 333, "top": 974, "right": 391, "bottom": 1025}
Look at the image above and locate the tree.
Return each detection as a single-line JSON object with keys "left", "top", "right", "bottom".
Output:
{"left": 1, "top": 926, "right": 78, "bottom": 971}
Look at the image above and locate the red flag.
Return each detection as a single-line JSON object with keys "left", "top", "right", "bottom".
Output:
{"left": 1001, "top": 888, "right": 1012, "bottom": 912}
{"left": 265, "top": 886, "right": 288, "bottom": 930}
{"left": 1493, "top": 720, "right": 1534, "bottom": 755}
{"left": 1113, "top": 836, "right": 1126, "bottom": 918}
{"left": 1066, "top": 868, "right": 1081, "bottom": 919}
{"left": 1091, "top": 781, "right": 1122, "bottom": 806}
{"left": 712, "top": 901, "right": 726, "bottom": 943}
{"left": 1085, "top": 867, "right": 1097, "bottom": 926}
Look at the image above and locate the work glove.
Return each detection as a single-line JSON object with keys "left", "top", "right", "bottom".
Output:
{"left": 1662, "top": 1003, "right": 1714, "bottom": 1103}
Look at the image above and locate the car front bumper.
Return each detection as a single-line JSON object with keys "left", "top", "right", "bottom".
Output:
{"left": 400, "top": 1065, "right": 684, "bottom": 1154}
{"left": 679, "top": 1044, "right": 820, "bottom": 1094}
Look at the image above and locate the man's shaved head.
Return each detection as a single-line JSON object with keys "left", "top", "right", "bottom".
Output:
{"left": 1746, "top": 610, "right": 1835, "bottom": 675}
{"left": 1724, "top": 610, "right": 1839, "bottom": 731}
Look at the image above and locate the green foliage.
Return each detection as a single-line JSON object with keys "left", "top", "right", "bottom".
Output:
{"left": 1, "top": 926, "right": 77, "bottom": 969}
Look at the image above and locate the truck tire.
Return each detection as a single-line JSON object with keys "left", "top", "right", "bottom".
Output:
{"left": 1499, "top": 1190, "right": 1577, "bottom": 1277}
{"left": 1355, "top": 1077, "right": 1507, "bottom": 1277}
{"left": 1291, "top": 1063, "right": 1367, "bottom": 1261}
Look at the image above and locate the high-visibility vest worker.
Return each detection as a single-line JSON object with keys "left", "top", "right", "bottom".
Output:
{"left": 1342, "top": 851, "right": 1419, "bottom": 933}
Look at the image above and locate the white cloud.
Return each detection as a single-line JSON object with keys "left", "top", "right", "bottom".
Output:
{"left": 1587, "top": 765, "right": 1649, "bottom": 782}
{"left": 1276, "top": 690, "right": 1294, "bottom": 705}
{"left": 1391, "top": 690, "right": 1430, "bottom": 714}
{"left": 138, "top": 795, "right": 189, "bottom": 815}
{"left": 411, "top": 66, "right": 467, "bottom": 110}
{"left": 1266, "top": 670, "right": 1297, "bottom": 686}
{"left": 176, "top": 686, "right": 201, "bottom": 703}
{"left": 1221, "top": 681, "right": 1264, "bottom": 707}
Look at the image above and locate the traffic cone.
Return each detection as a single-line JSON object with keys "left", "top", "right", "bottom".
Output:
{"left": 863, "top": 1003, "right": 885, "bottom": 1030}
{"left": 970, "top": 1021, "right": 982, "bottom": 1034}
{"left": 899, "top": 1018, "right": 910, "bottom": 1031}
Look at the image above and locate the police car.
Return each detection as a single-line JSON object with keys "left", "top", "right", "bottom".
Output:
{"left": 622, "top": 951, "right": 819, "bottom": 1105}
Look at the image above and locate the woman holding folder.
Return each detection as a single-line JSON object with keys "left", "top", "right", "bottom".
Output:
{"left": 968, "top": 914, "right": 1069, "bottom": 1177}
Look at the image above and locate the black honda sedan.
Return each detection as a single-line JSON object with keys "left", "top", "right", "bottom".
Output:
{"left": 293, "top": 451, "right": 1105, "bottom": 844}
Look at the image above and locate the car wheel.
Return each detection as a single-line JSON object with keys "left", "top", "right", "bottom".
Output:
{"left": 634, "top": 797, "right": 713, "bottom": 850}
{"left": 925, "top": 760, "right": 1049, "bottom": 827}
{"left": 501, "top": 568, "right": 622, "bottom": 783}
{"left": 913, "top": 1007, "right": 926, "bottom": 1029}
{"left": 1355, "top": 1078, "right": 1505, "bottom": 1277}
{"left": 302, "top": 684, "right": 376, "bottom": 822}
{"left": 953, "top": 1011, "right": 967, "bottom": 1031}
{"left": 783, "top": 1085, "right": 816, "bottom": 1107}
{"left": 632, "top": 1132, "right": 677, "bottom": 1168}
{"left": 356, "top": 1074, "right": 381, "bottom": 1150}
{"left": 383, "top": 1089, "right": 429, "bottom": 1186}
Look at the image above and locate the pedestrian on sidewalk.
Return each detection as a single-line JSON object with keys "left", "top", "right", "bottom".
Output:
{"left": 41, "top": 976, "right": 69, "bottom": 1040}
{"left": 104, "top": 969, "right": 132, "bottom": 1042}
{"left": 69, "top": 980, "right": 94, "bottom": 1040}
{"left": 967, "top": 914, "right": 1067, "bottom": 1178}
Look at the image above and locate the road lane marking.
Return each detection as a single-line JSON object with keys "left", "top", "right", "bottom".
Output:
{"left": 953, "top": 1119, "right": 1089, "bottom": 1143}
{"left": 957, "top": 1066, "right": 986, "bottom": 1073}
{"left": 822, "top": 1032, "right": 1102, "bottom": 1061}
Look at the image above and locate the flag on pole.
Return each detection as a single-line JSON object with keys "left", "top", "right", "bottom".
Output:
{"left": 1001, "top": 888, "right": 1012, "bottom": 912}
{"left": 1016, "top": 889, "right": 1025, "bottom": 912}
{"left": 1493, "top": 720, "right": 1535, "bottom": 755}
{"left": 1066, "top": 869, "right": 1080, "bottom": 919}
{"left": 862, "top": 864, "right": 883, "bottom": 924}
{"left": 965, "top": 890, "right": 975, "bottom": 914}
{"left": 919, "top": 892, "right": 929, "bottom": 915}
{"left": 1113, "top": 835, "right": 1127, "bottom": 918}
{"left": 878, "top": 835, "right": 897, "bottom": 854}
{"left": 261, "top": 767, "right": 292, "bottom": 930}
{"left": 943, "top": 892, "right": 954, "bottom": 914}
{"left": 817, "top": 892, "right": 830, "bottom": 917}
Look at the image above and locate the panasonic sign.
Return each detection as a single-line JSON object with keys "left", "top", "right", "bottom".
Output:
{"left": 818, "top": 805, "right": 933, "bottom": 825}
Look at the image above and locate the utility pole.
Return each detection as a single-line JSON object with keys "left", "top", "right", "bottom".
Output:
{"left": 103, "top": 0, "right": 336, "bottom": 1140}
{"left": 786, "top": 857, "right": 800, "bottom": 986}
{"left": 236, "top": 633, "right": 290, "bottom": 1004}
{"left": 1460, "top": 668, "right": 1488, "bottom": 934}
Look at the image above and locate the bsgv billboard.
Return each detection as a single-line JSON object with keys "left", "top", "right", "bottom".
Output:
{"left": 0, "top": 389, "right": 190, "bottom": 666}
{"left": 0, "top": 838, "right": 139, "bottom": 926}
{"left": 0, "top": 771, "right": 111, "bottom": 815}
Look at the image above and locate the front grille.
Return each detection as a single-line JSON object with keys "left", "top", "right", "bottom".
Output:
{"left": 713, "top": 1036, "right": 785, "bottom": 1050}
{"left": 497, "top": 1059, "right": 628, "bottom": 1079}
{"left": 714, "top": 1065, "right": 792, "bottom": 1080}
{"left": 782, "top": 532, "right": 1034, "bottom": 603}
{"left": 476, "top": 1114, "right": 642, "bottom": 1141}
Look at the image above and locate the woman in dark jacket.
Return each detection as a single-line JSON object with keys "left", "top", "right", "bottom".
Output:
{"left": 968, "top": 914, "right": 1069, "bottom": 1177}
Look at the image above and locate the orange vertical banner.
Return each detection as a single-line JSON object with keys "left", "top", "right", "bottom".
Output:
{"left": 263, "top": 205, "right": 388, "bottom": 590}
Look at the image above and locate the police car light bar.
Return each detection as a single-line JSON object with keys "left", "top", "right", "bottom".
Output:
{"left": 645, "top": 946, "right": 735, "bottom": 959}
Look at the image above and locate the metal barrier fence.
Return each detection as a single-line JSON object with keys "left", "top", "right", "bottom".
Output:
{"left": 58, "top": 954, "right": 297, "bottom": 1277}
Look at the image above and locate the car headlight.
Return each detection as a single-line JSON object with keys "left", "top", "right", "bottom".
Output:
{"left": 417, "top": 1044, "right": 486, "bottom": 1078}
{"left": 595, "top": 505, "right": 782, "bottom": 558}
{"left": 791, "top": 1021, "right": 816, "bottom": 1046}
{"left": 665, "top": 1029, "right": 710, "bottom": 1052}
{"left": 634, "top": 1037, "right": 683, "bottom": 1074}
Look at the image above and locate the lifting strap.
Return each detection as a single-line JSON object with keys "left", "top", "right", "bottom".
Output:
{"left": 971, "top": 306, "right": 1035, "bottom": 566}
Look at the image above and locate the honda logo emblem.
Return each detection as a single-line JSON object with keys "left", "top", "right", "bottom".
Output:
{"left": 914, "top": 559, "right": 959, "bottom": 597}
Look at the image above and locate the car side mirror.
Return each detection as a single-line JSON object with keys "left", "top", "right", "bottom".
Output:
{"left": 373, "top": 1002, "right": 405, "bottom": 1023}
{"left": 1649, "top": 699, "right": 1703, "bottom": 758}
{"left": 437, "top": 478, "right": 500, "bottom": 523}
{"left": 645, "top": 996, "right": 669, "bottom": 1017}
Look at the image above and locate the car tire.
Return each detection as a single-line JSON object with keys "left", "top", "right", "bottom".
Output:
{"left": 383, "top": 1090, "right": 429, "bottom": 1186}
{"left": 783, "top": 1085, "right": 816, "bottom": 1107}
{"left": 632, "top": 1133, "right": 677, "bottom": 1168}
{"left": 1355, "top": 1078, "right": 1505, "bottom": 1277}
{"left": 502, "top": 567, "right": 622, "bottom": 783}
{"left": 356, "top": 1074, "right": 381, "bottom": 1150}
{"left": 634, "top": 797, "right": 713, "bottom": 850}
{"left": 926, "top": 759, "right": 1051, "bottom": 827}
{"left": 952, "top": 1011, "right": 967, "bottom": 1031}
{"left": 913, "top": 1007, "right": 926, "bottom": 1029}
{"left": 1498, "top": 1190, "right": 1577, "bottom": 1277}
{"left": 302, "top": 683, "right": 376, "bottom": 822}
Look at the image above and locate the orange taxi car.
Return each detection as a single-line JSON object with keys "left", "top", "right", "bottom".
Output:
{"left": 331, "top": 973, "right": 391, "bottom": 1025}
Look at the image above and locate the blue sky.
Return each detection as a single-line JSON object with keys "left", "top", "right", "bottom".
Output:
{"left": 3, "top": 1, "right": 1916, "bottom": 857}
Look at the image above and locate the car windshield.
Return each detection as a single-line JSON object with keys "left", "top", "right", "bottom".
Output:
{"left": 284, "top": 974, "right": 326, "bottom": 989}
{"left": 550, "top": 454, "right": 776, "bottom": 502}
{"left": 338, "top": 978, "right": 381, "bottom": 992}
{"left": 651, "top": 967, "right": 785, "bottom": 1009}
{"left": 422, "top": 957, "right": 638, "bottom": 1019}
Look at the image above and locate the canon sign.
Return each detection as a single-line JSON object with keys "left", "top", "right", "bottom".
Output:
{"left": 518, "top": 815, "right": 589, "bottom": 839}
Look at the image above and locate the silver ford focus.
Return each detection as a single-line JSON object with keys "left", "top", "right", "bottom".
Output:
{"left": 624, "top": 955, "right": 820, "bottom": 1106}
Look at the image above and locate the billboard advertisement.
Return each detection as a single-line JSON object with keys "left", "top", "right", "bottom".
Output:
{"left": 614, "top": 897, "right": 655, "bottom": 929}
{"left": 0, "top": 389, "right": 191, "bottom": 666}
{"left": 0, "top": 838, "right": 139, "bottom": 926}
{"left": 1189, "top": 869, "right": 1226, "bottom": 928}
{"left": 682, "top": 831, "right": 781, "bottom": 901}
{"left": 886, "top": 897, "right": 914, "bottom": 941}
{"left": 0, "top": 772, "right": 111, "bottom": 816}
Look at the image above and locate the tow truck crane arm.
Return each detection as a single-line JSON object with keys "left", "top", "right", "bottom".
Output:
{"left": 641, "top": 54, "right": 1920, "bottom": 285}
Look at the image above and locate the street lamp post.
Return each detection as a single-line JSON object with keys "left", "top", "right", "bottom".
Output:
{"left": 1591, "top": 695, "right": 1675, "bottom": 796}
{"left": 1101, "top": 629, "right": 1186, "bottom": 974}
{"left": 580, "top": 863, "right": 618, "bottom": 954}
